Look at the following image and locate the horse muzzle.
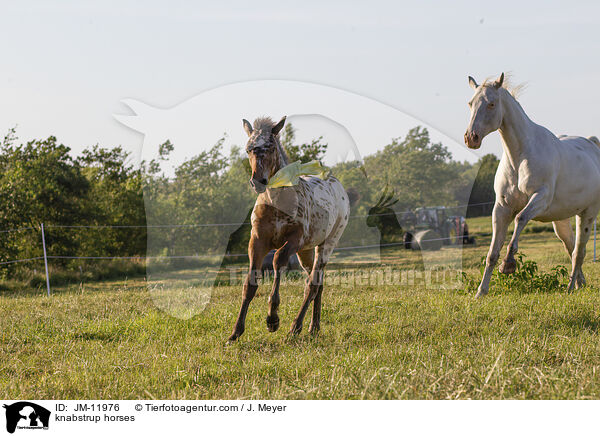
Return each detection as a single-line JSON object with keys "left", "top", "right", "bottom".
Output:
{"left": 250, "top": 178, "right": 268, "bottom": 194}
{"left": 464, "top": 131, "right": 482, "bottom": 149}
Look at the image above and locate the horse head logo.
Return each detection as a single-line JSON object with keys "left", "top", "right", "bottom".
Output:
{"left": 3, "top": 402, "right": 50, "bottom": 434}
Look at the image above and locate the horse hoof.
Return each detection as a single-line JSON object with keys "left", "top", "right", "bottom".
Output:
{"left": 309, "top": 324, "right": 320, "bottom": 335}
{"left": 499, "top": 259, "right": 516, "bottom": 275}
{"left": 226, "top": 329, "right": 243, "bottom": 343}
{"left": 266, "top": 315, "right": 280, "bottom": 332}
{"left": 289, "top": 324, "right": 302, "bottom": 335}
{"left": 475, "top": 290, "right": 488, "bottom": 298}
{"left": 576, "top": 274, "right": 586, "bottom": 289}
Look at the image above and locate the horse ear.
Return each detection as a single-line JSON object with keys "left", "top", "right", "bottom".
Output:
{"left": 242, "top": 119, "right": 253, "bottom": 137}
{"left": 375, "top": 185, "right": 388, "bottom": 207}
{"left": 383, "top": 188, "right": 396, "bottom": 207}
{"left": 271, "top": 116, "right": 286, "bottom": 136}
{"left": 493, "top": 72, "right": 504, "bottom": 89}
{"left": 468, "top": 76, "right": 479, "bottom": 89}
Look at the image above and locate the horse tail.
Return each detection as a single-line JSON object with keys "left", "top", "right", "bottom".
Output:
{"left": 587, "top": 136, "right": 600, "bottom": 147}
{"left": 346, "top": 187, "right": 360, "bottom": 207}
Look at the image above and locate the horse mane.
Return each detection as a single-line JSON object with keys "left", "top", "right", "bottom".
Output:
{"left": 481, "top": 73, "right": 526, "bottom": 98}
{"left": 253, "top": 116, "right": 289, "bottom": 165}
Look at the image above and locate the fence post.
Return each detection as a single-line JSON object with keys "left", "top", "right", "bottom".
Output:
{"left": 594, "top": 218, "right": 597, "bottom": 263}
{"left": 41, "top": 223, "right": 51, "bottom": 296}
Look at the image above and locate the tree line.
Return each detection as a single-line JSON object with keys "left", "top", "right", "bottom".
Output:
{"left": 0, "top": 125, "right": 499, "bottom": 278}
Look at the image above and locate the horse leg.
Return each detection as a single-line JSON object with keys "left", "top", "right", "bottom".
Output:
{"left": 228, "top": 236, "right": 269, "bottom": 342}
{"left": 297, "top": 249, "right": 315, "bottom": 276}
{"left": 569, "top": 211, "right": 596, "bottom": 291}
{"left": 500, "top": 189, "right": 550, "bottom": 275}
{"left": 296, "top": 249, "right": 315, "bottom": 306}
{"left": 309, "top": 283, "right": 324, "bottom": 335}
{"left": 552, "top": 219, "right": 575, "bottom": 259}
{"left": 308, "top": 216, "right": 348, "bottom": 333}
{"left": 310, "top": 237, "right": 341, "bottom": 334}
{"left": 290, "top": 245, "right": 328, "bottom": 335}
{"left": 477, "top": 203, "right": 512, "bottom": 297}
{"left": 266, "top": 230, "right": 302, "bottom": 332}
{"left": 296, "top": 250, "right": 318, "bottom": 332}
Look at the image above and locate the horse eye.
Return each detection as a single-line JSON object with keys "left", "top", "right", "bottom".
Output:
{"left": 488, "top": 102, "right": 495, "bottom": 109}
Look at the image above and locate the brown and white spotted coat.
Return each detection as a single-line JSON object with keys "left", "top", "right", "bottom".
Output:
{"left": 228, "top": 116, "right": 350, "bottom": 342}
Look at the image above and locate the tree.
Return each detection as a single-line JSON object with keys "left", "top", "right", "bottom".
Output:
{"left": 280, "top": 124, "right": 328, "bottom": 163}
{"left": 362, "top": 126, "right": 459, "bottom": 210}
{"left": 0, "top": 124, "right": 488, "bottom": 279}
{"left": 0, "top": 133, "right": 89, "bottom": 265}
{"left": 78, "top": 145, "right": 146, "bottom": 256}
{"left": 331, "top": 126, "right": 464, "bottom": 248}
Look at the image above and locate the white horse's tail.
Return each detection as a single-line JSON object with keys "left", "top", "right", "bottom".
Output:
{"left": 587, "top": 136, "right": 600, "bottom": 146}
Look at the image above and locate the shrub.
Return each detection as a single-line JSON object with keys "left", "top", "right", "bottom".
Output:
{"left": 463, "top": 253, "right": 569, "bottom": 294}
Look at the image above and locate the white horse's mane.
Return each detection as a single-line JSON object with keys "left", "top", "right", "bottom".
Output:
{"left": 481, "top": 73, "right": 527, "bottom": 98}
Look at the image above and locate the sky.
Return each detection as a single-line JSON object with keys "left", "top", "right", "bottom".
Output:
{"left": 1, "top": 0, "right": 599, "bottom": 167}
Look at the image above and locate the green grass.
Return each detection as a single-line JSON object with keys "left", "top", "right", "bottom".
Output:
{"left": 2, "top": 218, "right": 600, "bottom": 399}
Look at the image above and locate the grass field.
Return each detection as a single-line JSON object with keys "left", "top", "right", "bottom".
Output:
{"left": 2, "top": 216, "right": 600, "bottom": 399}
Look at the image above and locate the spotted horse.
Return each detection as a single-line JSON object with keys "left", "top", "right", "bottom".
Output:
{"left": 228, "top": 116, "right": 353, "bottom": 342}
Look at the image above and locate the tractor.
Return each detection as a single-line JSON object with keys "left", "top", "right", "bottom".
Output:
{"left": 402, "top": 206, "right": 475, "bottom": 251}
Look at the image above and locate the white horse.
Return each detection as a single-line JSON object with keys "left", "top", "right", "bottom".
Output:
{"left": 465, "top": 73, "right": 600, "bottom": 297}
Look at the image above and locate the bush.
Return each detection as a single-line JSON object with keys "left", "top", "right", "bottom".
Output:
{"left": 463, "top": 253, "right": 569, "bottom": 294}
{"left": 522, "top": 224, "right": 554, "bottom": 234}
{"left": 0, "top": 259, "right": 147, "bottom": 290}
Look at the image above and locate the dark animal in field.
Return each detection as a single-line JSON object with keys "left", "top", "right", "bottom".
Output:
{"left": 221, "top": 208, "right": 253, "bottom": 265}
{"left": 220, "top": 209, "right": 303, "bottom": 273}
{"left": 228, "top": 116, "right": 351, "bottom": 342}
{"left": 366, "top": 186, "right": 404, "bottom": 252}
{"left": 261, "top": 249, "right": 301, "bottom": 275}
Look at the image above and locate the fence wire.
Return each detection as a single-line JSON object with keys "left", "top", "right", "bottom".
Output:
{"left": 0, "top": 201, "right": 502, "bottom": 294}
